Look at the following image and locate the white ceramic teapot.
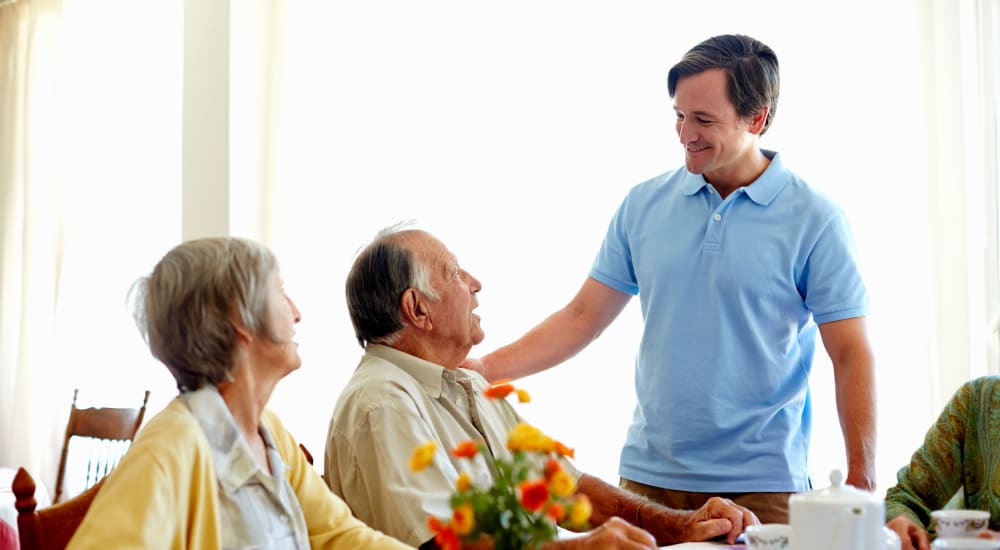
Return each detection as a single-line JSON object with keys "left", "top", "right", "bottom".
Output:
{"left": 788, "top": 469, "right": 901, "bottom": 550}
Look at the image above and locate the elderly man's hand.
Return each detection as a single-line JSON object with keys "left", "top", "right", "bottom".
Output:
{"left": 546, "top": 517, "right": 656, "bottom": 549}
{"left": 678, "top": 496, "right": 759, "bottom": 544}
{"left": 886, "top": 515, "right": 930, "bottom": 550}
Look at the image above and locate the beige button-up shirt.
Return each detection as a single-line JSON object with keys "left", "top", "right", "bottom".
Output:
{"left": 325, "top": 345, "right": 580, "bottom": 547}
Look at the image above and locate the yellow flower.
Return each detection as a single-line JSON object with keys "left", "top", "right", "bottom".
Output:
{"left": 456, "top": 471, "right": 472, "bottom": 492}
{"left": 408, "top": 441, "right": 437, "bottom": 471}
{"left": 452, "top": 503, "right": 475, "bottom": 535}
{"left": 506, "top": 422, "right": 555, "bottom": 453}
{"left": 415, "top": 385, "right": 580, "bottom": 547}
{"left": 548, "top": 469, "right": 576, "bottom": 497}
{"left": 569, "top": 494, "right": 592, "bottom": 526}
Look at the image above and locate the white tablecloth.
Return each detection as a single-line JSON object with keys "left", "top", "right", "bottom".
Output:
{"left": 0, "top": 467, "right": 52, "bottom": 533}
{"left": 661, "top": 543, "right": 745, "bottom": 549}
{"left": 565, "top": 527, "right": 744, "bottom": 548}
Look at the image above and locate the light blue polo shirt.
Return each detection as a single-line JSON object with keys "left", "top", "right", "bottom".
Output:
{"left": 591, "top": 150, "right": 868, "bottom": 493}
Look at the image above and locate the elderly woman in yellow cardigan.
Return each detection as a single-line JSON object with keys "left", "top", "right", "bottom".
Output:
{"left": 68, "top": 237, "right": 410, "bottom": 550}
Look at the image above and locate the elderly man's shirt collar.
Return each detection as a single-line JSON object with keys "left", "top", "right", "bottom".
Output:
{"left": 365, "top": 344, "right": 476, "bottom": 399}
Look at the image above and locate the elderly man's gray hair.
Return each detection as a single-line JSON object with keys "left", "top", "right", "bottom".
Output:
{"left": 345, "top": 223, "right": 439, "bottom": 348}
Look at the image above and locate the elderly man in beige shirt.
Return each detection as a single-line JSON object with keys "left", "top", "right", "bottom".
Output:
{"left": 325, "top": 225, "right": 758, "bottom": 549}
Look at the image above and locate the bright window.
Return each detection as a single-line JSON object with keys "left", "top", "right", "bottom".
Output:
{"left": 263, "top": 0, "right": 935, "bottom": 494}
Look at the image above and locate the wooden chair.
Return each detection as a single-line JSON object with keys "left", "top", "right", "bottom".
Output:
{"left": 53, "top": 389, "right": 150, "bottom": 503}
{"left": 13, "top": 467, "right": 103, "bottom": 550}
{"left": 299, "top": 443, "right": 314, "bottom": 465}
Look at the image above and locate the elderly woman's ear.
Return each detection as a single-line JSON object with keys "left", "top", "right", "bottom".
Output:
{"left": 230, "top": 313, "right": 254, "bottom": 344}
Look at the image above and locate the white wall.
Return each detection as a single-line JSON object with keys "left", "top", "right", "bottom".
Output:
{"left": 9, "top": 0, "right": 978, "bottom": 501}
{"left": 255, "top": 0, "right": 941, "bottom": 494}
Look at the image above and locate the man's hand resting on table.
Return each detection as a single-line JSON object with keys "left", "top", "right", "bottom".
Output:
{"left": 548, "top": 517, "right": 657, "bottom": 549}
{"left": 682, "top": 497, "right": 759, "bottom": 544}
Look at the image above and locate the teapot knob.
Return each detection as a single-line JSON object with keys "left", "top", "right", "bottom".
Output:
{"left": 830, "top": 469, "right": 844, "bottom": 486}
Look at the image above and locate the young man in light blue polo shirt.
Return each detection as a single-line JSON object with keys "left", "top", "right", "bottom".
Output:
{"left": 465, "top": 34, "right": 875, "bottom": 524}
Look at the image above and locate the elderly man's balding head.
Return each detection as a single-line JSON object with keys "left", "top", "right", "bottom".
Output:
{"left": 346, "top": 226, "right": 483, "bottom": 367}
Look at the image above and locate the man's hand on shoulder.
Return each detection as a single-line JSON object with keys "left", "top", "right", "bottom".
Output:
{"left": 458, "top": 356, "right": 488, "bottom": 378}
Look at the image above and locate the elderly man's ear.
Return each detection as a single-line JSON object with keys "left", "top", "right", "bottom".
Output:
{"left": 401, "top": 287, "right": 432, "bottom": 331}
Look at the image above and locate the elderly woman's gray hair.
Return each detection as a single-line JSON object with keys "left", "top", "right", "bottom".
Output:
{"left": 346, "top": 225, "right": 438, "bottom": 348}
{"left": 131, "top": 237, "right": 278, "bottom": 392}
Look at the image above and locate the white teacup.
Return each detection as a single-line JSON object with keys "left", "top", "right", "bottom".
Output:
{"left": 931, "top": 538, "right": 1000, "bottom": 550}
{"left": 744, "top": 523, "right": 791, "bottom": 550}
{"left": 932, "top": 510, "right": 991, "bottom": 538}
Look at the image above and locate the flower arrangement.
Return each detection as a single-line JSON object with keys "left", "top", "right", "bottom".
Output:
{"left": 409, "top": 380, "right": 592, "bottom": 550}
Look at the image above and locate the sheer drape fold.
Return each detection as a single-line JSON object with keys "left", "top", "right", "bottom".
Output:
{"left": 0, "top": 0, "right": 66, "bottom": 492}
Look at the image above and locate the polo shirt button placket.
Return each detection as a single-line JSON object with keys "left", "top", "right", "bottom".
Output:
{"left": 704, "top": 209, "right": 726, "bottom": 251}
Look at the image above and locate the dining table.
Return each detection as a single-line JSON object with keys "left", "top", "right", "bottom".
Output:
{"left": 661, "top": 543, "right": 745, "bottom": 549}
{"left": 561, "top": 526, "right": 747, "bottom": 548}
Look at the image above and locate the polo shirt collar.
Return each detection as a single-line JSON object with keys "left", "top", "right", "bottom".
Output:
{"left": 681, "top": 149, "right": 787, "bottom": 206}
{"left": 365, "top": 344, "right": 456, "bottom": 399}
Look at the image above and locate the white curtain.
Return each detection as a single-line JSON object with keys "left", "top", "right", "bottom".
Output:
{"left": 0, "top": 0, "right": 182, "bottom": 496}
{"left": 905, "top": 0, "right": 1000, "bottom": 422}
{"left": 0, "top": 0, "right": 67, "bottom": 488}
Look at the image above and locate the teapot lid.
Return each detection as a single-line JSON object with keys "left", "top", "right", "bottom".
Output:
{"left": 790, "top": 469, "right": 880, "bottom": 505}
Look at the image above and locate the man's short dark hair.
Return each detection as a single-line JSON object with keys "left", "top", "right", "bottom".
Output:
{"left": 667, "top": 34, "right": 780, "bottom": 135}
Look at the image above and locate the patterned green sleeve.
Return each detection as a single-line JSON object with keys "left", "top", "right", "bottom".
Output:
{"left": 884, "top": 380, "right": 978, "bottom": 527}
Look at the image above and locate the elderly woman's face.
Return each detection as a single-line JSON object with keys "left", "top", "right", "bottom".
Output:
{"left": 257, "top": 271, "right": 302, "bottom": 374}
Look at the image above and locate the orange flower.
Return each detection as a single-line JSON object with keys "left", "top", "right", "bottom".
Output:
{"left": 548, "top": 469, "right": 576, "bottom": 498}
{"left": 451, "top": 440, "right": 480, "bottom": 459}
{"left": 452, "top": 503, "right": 475, "bottom": 535}
{"left": 519, "top": 478, "right": 550, "bottom": 511}
{"left": 544, "top": 458, "right": 562, "bottom": 480}
{"left": 408, "top": 441, "right": 437, "bottom": 471}
{"left": 428, "top": 516, "right": 460, "bottom": 550}
{"left": 568, "top": 495, "right": 592, "bottom": 526}
{"left": 414, "top": 384, "right": 576, "bottom": 547}
{"left": 553, "top": 440, "right": 575, "bottom": 459}
{"left": 545, "top": 502, "right": 567, "bottom": 522}
{"left": 484, "top": 383, "right": 516, "bottom": 399}
{"left": 428, "top": 516, "right": 447, "bottom": 533}
{"left": 455, "top": 471, "right": 472, "bottom": 492}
